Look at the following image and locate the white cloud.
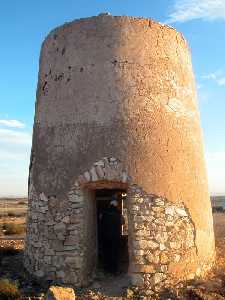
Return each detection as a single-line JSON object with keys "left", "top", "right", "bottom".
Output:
{"left": 0, "top": 124, "right": 31, "bottom": 196}
{"left": 0, "top": 117, "right": 32, "bottom": 196}
{"left": 217, "top": 77, "right": 225, "bottom": 86}
{"left": 207, "top": 151, "right": 225, "bottom": 162}
{"left": 197, "top": 89, "right": 210, "bottom": 103}
{"left": 0, "top": 119, "right": 25, "bottom": 128}
{"left": 0, "top": 169, "right": 29, "bottom": 197}
{"left": 202, "top": 73, "right": 217, "bottom": 80}
{"left": 0, "top": 148, "right": 30, "bottom": 161}
{"left": 197, "top": 84, "right": 203, "bottom": 90}
{"left": 201, "top": 70, "right": 225, "bottom": 86}
{"left": 0, "top": 128, "right": 31, "bottom": 145}
{"left": 167, "top": 0, "right": 225, "bottom": 24}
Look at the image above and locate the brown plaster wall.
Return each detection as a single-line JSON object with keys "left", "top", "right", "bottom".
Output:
{"left": 27, "top": 14, "right": 214, "bottom": 283}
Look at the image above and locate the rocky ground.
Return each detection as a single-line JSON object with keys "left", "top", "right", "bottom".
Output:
{"left": 0, "top": 213, "right": 225, "bottom": 299}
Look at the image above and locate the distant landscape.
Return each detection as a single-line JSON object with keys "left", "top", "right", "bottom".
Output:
{"left": 0, "top": 196, "right": 224, "bottom": 240}
{"left": 0, "top": 197, "right": 27, "bottom": 238}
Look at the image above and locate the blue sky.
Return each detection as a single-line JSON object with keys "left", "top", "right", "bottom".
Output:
{"left": 0, "top": 0, "right": 224, "bottom": 196}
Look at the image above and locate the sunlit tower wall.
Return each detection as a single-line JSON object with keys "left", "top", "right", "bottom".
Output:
{"left": 24, "top": 14, "right": 215, "bottom": 290}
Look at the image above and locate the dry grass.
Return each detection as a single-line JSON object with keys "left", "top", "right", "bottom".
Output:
{"left": 0, "top": 198, "right": 27, "bottom": 238}
{"left": 0, "top": 198, "right": 27, "bottom": 219}
{"left": 0, "top": 278, "right": 21, "bottom": 300}
{"left": 2, "top": 223, "right": 26, "bottom": 236}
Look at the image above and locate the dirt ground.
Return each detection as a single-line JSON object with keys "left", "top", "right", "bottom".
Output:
{"left": 1, "top": 201, "right": 225, "bottom": 299}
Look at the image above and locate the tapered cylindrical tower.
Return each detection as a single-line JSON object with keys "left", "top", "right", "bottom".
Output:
{"left": 25, "top": 14, "right": 215, "bottom": 291}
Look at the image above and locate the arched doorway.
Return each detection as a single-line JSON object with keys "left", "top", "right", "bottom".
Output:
{"left": 84, "top": 181, "right": 129, "bottom": 277}
{"left": 68, "top": 158, "right": 131, "bottom": 283}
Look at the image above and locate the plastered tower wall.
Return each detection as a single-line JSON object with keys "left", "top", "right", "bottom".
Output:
{"left": 25, "top": 14, "right": 215, "bottom": 289}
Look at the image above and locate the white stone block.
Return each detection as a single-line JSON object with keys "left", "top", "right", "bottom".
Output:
{"left": 90, "top": 167, "right": 98, "bottom": 181}
{"left": 83, "top": 171, "right": 91, "bottom": 181}
{"left": 40, "top": 192, "right": 48, "bottom": 202}
{"left": 165, "top": 206, "right": 175, "bottom": 216}
{"left": 175, "top": 207, "right": 188, "bottom": 217}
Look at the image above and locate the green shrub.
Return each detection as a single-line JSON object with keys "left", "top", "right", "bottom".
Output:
{"left": 2, "top": 223, "right": 26, "bottom": 235}
{"left": 0, "top": 278, "right": 21, "bottom": 300}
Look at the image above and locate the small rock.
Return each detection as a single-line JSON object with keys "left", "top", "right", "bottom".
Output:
{"left": 122, "top": 171, "right": 128, "bottom": 183}
{"left": 90, "top": 167, "right": 98, "bottom": 181}
{"left": 98, "top": 12, "right": 111, "bottom": 16}
{"left": 83, "top": 171, "right": 91, "bottom": 181}
{"left": 160, "top": 252, "right": 169, "bottom": 264}
{"left": 40, "top": 192, "right": 48, "bottom": 201}
{"left": 154, "top": 198, "right": 165, "bottom": 206}
{"left": 94, "top": 160, "right": 105, "bottom": 167}
{"left": 170, "top": 241, "right": 181, "bottom": 249}
{"left": 54, "top": 222, "right": 66, "bottom": 233}
{"left": 145, "top": 252, "right": 160, "bottom": 264}
{"left": 173, "top": 254, "right": 181, "bottom": 262}
{"left": 95, "top": 165, "right": 105, "bottom": 178}
{"left": 45, "top": 286, "right": 76, "bottom": 300}
{"left": 165, "top": 206, "right": 175, "bottom": 216}
{"left": 35, "top": 270, "right": 44, "bottom": 277}
{"left": 62, "top": 216, "right": 70, "bottom": 223}
{"left": 131, "top": 274, "right": 144, "bottom": 286}
{"left": 175, "top": 207, "right": 188, "bottom": 217}
{"left": 160, "top": 243, "right": 166, "bottom": 251}
{"left": 126, "top": 288, "right": 134, "bottom": 299}
{"left": 151, "top": 272, "right": 165, "bottom": 285}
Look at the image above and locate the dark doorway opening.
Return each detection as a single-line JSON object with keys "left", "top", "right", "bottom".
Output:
{"left": 96, "top": 188, "right": 129, "bottom": 275}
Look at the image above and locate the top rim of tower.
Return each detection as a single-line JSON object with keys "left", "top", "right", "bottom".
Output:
{"left": 40, "top": 13, "right": 188, "bottom": 52}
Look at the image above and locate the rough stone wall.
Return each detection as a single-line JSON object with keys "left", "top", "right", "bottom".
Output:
{"left": 25, "top": 14, "right": 215, "bottom": 289}
{"left": 129, "top": 187, "right": 200, "bottom": 291}
{"left": 25, "top": 157, "right": 128, "bottom": 285}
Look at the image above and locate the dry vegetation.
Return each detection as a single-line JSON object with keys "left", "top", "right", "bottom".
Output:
{"left": 0, "top": 198, "right": 27, "bottom": 238}
{"left": 0, "top": 278, "right": 21, "bottom": 300}
{"left": 1, "top": 198, "right": 225, "bottom": 299}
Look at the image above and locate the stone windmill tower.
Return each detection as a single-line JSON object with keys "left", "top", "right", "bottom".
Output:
{"left": 24, "top": 14, "right": 215, "bottom": 291}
